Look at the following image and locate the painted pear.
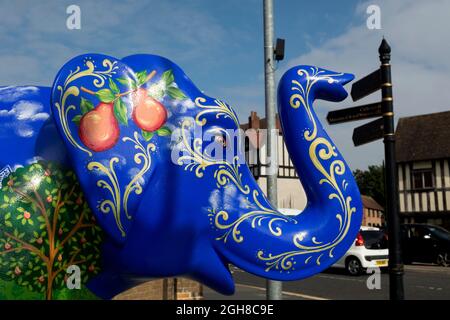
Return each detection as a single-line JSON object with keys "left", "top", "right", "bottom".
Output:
{"left": 132, "top": 88, "right": 167, "bottom": 132}
{"left": 79, "top": 102, "right": 120, "bottom": 152}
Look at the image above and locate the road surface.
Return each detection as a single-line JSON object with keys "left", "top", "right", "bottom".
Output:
{"left": 204, "top": 265, "right": 450, "bottom": 300}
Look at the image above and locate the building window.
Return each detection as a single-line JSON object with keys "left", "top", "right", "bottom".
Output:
{"left": 412, "top": 169, "right": 434, "bottom": 190}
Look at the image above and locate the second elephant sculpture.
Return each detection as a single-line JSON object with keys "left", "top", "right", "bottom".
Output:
{"left": 0, "top": 54, "right": 362, "bottom": 299}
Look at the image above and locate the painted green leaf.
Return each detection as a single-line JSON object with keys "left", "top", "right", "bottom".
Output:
{"left": 80, "top": 97, "right": 94, "bottom": 115}
{"left": 161, "top": 70, "right": 174, "bottom": 86}
{"left": 109, "top": 78, "right": 120, "bottom": 94}
{"left": 166, "top": 86, "right": 186, "bottom": 100}
{"left": 141, "top": 130, "right": 154, "bottom": 141}
{"left": 117, "top": 77, "right": 134, "bottom": 87}
{"left": 136, "top": 70, "right": 148, "bottom": 86}
{"left": 95, "top": 89, "right": 115, "bottom": 103}
{"left": 72, "top": 115, "right": 82, "bottom": 125}
{"left": 114, "top": 99, "right": 128, "bottom": 126}
{"left": 156, "top": 126, "right": 172, "bottom": 137}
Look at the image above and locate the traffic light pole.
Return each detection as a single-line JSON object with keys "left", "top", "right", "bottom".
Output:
{"left": 379, "top": 38, "right": 404, "bottom": 300}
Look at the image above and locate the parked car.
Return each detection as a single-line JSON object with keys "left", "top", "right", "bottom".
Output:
{"left": 333, "top": 226, "right": 389, "bottom": 275}
{"left": 401, "top": 223, "right": 450, "bottom": 266}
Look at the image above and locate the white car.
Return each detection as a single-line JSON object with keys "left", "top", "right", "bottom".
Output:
{"left": 333, "top": 226, "right": 389, "bottom": 275}
{"left": 277, "top": 209, "right": 389, "bottom": 275}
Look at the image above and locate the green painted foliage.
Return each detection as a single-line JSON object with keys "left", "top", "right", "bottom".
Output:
{"left": 0, "top": 161, "right": 103, "bottom": 299}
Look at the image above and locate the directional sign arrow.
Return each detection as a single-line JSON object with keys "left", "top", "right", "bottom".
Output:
{"left": 352, "top": 117, "right": 384, "bottom": 146}
{"left": 351, "top": 69, "right": 381, "bottom": 101}
{"left": 327, "top": 102, "right": 382, "bottom": 125}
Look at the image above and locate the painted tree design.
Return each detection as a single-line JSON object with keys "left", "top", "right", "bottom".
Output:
{"left": 0, "top": 161, "right": 103, "bottom": 299}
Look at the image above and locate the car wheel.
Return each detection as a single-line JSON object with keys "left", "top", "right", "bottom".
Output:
{"left": 346, "top": 257, "right": 363, "bottom": 276}
{"left": 436, "top": 253, "right": 449, "bottom": 267}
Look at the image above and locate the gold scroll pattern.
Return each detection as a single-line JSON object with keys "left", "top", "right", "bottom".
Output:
{"left": 54, "top": 59, "right": 118, "bottom": 156}
{"left": 257, "top": 67, "right": 357, "bottom": 272}
{"left": 178, "top": 97, "right": 296, "bottom": 243}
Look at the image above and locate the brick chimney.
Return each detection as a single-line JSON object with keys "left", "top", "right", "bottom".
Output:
{"left": 248, "top": 111, "right": 260, "bottom": 129}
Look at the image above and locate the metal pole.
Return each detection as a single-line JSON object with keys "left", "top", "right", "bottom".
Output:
{"left": 379, "top": 38, "right": 404, "bottom": 300}
{"left": 263, "top": 0, "right": 282, "bottom": 300}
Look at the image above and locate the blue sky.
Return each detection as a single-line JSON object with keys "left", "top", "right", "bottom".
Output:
{"left": 0, "top": 0, "right": 449, "bottom": 169}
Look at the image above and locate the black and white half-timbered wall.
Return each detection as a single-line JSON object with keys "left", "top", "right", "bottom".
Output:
{"left": 396, "top": 111, "right": 450, "bottom": 230}
{"left": 242, "top": 111, "right": 306, "bottom": 211}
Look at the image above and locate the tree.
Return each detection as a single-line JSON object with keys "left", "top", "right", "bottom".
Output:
{"left": 353, "top": 164, "right": 385, "bottom": 207}
{"left": 0, "top": 161, "right": 103, "bottom": 300}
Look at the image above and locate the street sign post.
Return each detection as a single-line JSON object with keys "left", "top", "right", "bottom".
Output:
{"left": 379, "top": 39, "right": 404, "bottom": 300}
{"left": 351, "top": 69, "right": 381, "bottom": 101}
{"left": 327, "top": 38, "right": 404, "bottom": 300}
{"left": 352, "top": 117, "right": 384, "bottom": 146}
{"left": 327, "top": 102, "right": 382, "bottom": 125}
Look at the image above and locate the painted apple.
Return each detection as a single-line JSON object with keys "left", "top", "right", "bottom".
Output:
{"left": 132, "top": 88, "right": 167, "bottom": 132}
{"left": 78, "top": 102, "right": 120, "bottom": 152}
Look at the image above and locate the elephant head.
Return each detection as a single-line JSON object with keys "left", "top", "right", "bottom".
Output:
{"left": 44, "top": 55, "right": 361, "bottom": 298}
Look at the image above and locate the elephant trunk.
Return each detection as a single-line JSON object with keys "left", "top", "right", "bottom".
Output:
{"left": 214, "top": 66, "right": 363, "bottom": 282}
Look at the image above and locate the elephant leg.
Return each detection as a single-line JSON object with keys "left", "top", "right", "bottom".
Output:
{"left": 87, "top": 270, "right": 138, "bottom": 300}
{"left": 189, "top": 242, "right": 235, "bottom": 295}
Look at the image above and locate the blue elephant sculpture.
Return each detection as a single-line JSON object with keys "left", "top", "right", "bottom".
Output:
{"left": 0, "top": 54, "right": 362, "bottom": 299}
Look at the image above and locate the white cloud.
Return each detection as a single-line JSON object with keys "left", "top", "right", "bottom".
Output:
{"left": 0, "top": 0, "right": 231, "bottom": 86}
{"left": 283, "top": 0, "right": 450, "bottom": 169}
{"left": 0, "top": 100, "right": 49, "bottom": 121}
{"left": 16, "top": 125, "right": 34, "bottom": 138}
{"left": 13, "top": 101, "right": 49, "bottom": 121}
{"left": 209, "top": 189, "right": 221, "bottom": 210}
{"left": 26, "top": 156, "right": 44, "bottom": 165}
{"left": 0, "top": 99, "right": 49, "bottom": 138}
{"left": 0, "top": 86, "right": 39, "bottom": 102}
{"left": 128, "top": 168, "right": 145, "bottom": 186}
{"left": 166, "top": 97, "right": 196, "bottom": 114}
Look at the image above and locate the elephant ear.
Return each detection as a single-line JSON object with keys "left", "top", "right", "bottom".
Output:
{"left": 50, "top": 54, "right": 158, "bottom": 244}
